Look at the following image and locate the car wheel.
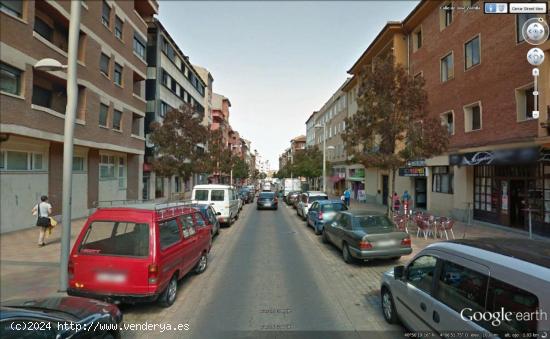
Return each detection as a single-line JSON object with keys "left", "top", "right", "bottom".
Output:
{"left": 321, "top": 229, "right": 329, "bottom": 243}
{"left": 158, "top": 275, "right": 178, "bottom": 307}
{"left": 195, "top": 252, "right": 208, "bottom": 274}
{"left": 381, "top": 288, "right": 399, "bottom": 324}
{"left": 342, "top": 244, "right": 354, "bottom": 264}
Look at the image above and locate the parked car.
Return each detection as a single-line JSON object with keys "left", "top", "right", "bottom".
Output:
{"left": 246, "top": 189, "right": 255, "bottom": 203}
{"left": 239, "top": 188, "right": 251, "bottom": 204}
{"left": 286, "top": 191, "right": 301, "bottom": 206}
{"left": 257, "top": 191, "right": 278, "bottom": 210}
{"left": 322, "top": 211, "right": 412, "bottom": 264}
{"left": 186, "top": 203, "right": 220, "bottom": 237}
{"left": 296, "top": 191, "right": 328, "bottom": 219}
{"left": 306, "top": 200, "right": 348, "bottom": 234}
{"left": 0, "top": 296, "right": 122, "bottom": 338}
{"left": 192, "top": 184, "right": 240, "bottom": 226}
{"left": 67, "top": 202, "right": 212, "bottom": 307}
{"left": 380, "top": 238, "right": 550, "bottom": 336}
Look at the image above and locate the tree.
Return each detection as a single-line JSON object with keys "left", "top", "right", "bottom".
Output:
{"left": 232, "top": 157, "right": 249, "bottom": 180}
{"left": 342, "top": 54, "right": 449, "bottom": 212}
{"left": 149, "top": 103, "right": 209, "bottom": 182}
{"left": 203, "top": 129, "right": 233, "bottom": 179}
{"left": 292, "top": 147, "right": 323, "bottom": 179}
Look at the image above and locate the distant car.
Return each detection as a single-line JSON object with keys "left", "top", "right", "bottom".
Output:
{"left": 239, "top": 189, "right": 251, "bottom": 204}
{"left": 286, "top": 191, "right": 301, "bottom": 206}
{"left": 306, "top": 200, "right": 348, "bottom": 234}
{"left": 0, "top": 296, "right": 122, "bottom": 338}
{"left": 297, "top": 192, "right": 328, "bottom": 220}
{"left": 186, "top": 203, "right": 221, "bottom": 237}
{"left": 322, "top": 211, "right": 412, "bottom": 264}
{"left": 257, "top": 191, "right": 278, "bottom": 210}
{"left": 380, "top": 238, "right": 550, "bottom": 336}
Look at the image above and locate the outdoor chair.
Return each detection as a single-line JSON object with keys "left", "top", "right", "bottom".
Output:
{"left": 438, "top": 218, "right": 456, "bottom": 240}
{"left": 415, "top": 218, "right": 430, "bottom": 239}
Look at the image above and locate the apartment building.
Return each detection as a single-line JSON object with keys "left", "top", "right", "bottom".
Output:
{"left": 209, "top": 92, "right": 232, "bottom": 184}
{"left": 194, "top": 64, "right": 214, "bottom": 127}
{"left": 0, "top": 0, "right": 157, "bottom": 232}
{"left": 143, "top": 18, "right": 207, "bottom": 200}
{"left": 402, "top": 2, "right": 550, "bottom": 236}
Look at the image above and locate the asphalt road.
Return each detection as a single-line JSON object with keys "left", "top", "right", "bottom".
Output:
{"left": 122, "top": 202, "right": 404, "bottom": 339}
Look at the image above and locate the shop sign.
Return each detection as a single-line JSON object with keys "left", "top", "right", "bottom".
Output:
{"left": 399, "top": 167, "right": 427, "bottom": 177}
{"left": 449, "top": 147, "right": 549, "bottom": 166}
{"left": 407, "top": 159, "right": 426, "bottom": 167}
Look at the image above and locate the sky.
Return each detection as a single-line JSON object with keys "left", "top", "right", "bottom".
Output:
{"left": 159, "top": 1, "right": 419, "bottom": 171}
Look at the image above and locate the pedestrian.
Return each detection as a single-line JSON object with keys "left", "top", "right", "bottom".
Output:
{"left": 344, "top": 188, "right": 351, "bottom": 208}
{"left": 32, "top": 195, "right": 52, "bottom": 247}
{"left": 392, "top": 192, "right": 401, "bottom": 213}
{"left": 402, "top": 190, "right": 411, "bottom": 214}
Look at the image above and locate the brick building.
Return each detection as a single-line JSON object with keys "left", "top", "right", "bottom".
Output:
{"left": 0, "top": 0, "right": 157, "bottom": 232}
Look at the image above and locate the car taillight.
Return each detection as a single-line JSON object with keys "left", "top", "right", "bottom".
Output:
{"left": 318, "top": 211, "right": 324, "bottom": 220}
{"left": 359, "top": 240, "right": 372, "bottom": 250}
{"left": 68, "top": 260, "right": 74, "bottom": 280}
{"left": 148, "top": 264, "right": 158, "bottom": 284}
{"left": 401, "top": 237, "right": 412, "bottom": 247}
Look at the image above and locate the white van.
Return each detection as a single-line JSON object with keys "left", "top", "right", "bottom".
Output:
{"left": 192, "top": 185, "right": 239, "bottom": 226}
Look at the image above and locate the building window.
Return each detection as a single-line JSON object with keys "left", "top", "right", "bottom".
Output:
{"left": 0, "top": 63, "right": 21, "bottom": 95}
{"left": 0, "top": 151, "right": 45, "bottom": 171}
{"left": 73, "top": 156, "right": 85, "bottom": 172}
{"left": 133, "top": 33, "right": 146, "bottom": 60}
{"left": 155, "top": 176, "right": 164, "bottom": 198}
{"left": 517, "top": 14, "right": 538, "bottom": 43}
{"left": 34, "top": 17, "right": 53, "bottom": 41}
{"left": 413, "top": 27, "right": 422, "bottom": 51}
{"left": 516, "top": 86, "right": 535, "bottom": 121}
{"left": 112, "top": 109, "right": 122, "bottom": 130}
{"left": 161, "top": 37, "right": 176, "bottom": 62}
{"left": 100, "top": 53, "right": 110, "bottom": 77}
{"left": 474, "top": 166, "right": 496, "bottom": 212}
{"left": 118, "top": 157, "right": 126, "bottom": 189}
{"left": 440, "top": 2, "right": 453, "bottom": 29}
{"left": 441, "top": 111, "right": 454, "bottom": 135}
{"left": 132, "top": 113, "right": 143, "bottom": 136}
{"left": 441, "top": 52, "right": 454, "bottom": 82}
{"left": 465, "top": 36, "right": 480, "bottom": 69}
{"left": 114, "top": 63, "right": 122, "bottom": 86}
{"left": 99, "top": 155, "right": 115, "bottom": 178}
{"left": 99, "top": 103, "right": 109, "bottom": 127}
{"left": 432, "top": 166, "right": 453, "bottom": 194}
{"left": 464, "top": 103, "right": 482, "bottom": 132}
{"left": 101, "top": 0, "right": 110, "bottom": 28}
{"left": 0, "top": 0, "right": 23, "bottom": 17}
{"left": 114, "top": 16, "right": 123, "bottom": 40}
{"left": 32, "top": 85, "right": 52, "bottom": 108}
{"left": 160, "top": 101, "right": 170, "bottom": 117}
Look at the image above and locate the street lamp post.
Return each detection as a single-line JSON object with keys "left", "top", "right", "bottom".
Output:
{"left": 34, "top": 1, "right": 81, "bottom": 292}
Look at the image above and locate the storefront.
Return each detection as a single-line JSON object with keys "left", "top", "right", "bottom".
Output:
{"left": 348, "top": 167, "right": 365, "bottom": 200}
{"left": 450, "top": 147, "right": 550, "bottom": 236}
{"left": 399, "top": 160, "right": 428, "bottom": 209}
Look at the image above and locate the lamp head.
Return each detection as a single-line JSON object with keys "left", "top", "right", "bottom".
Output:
{"left": 34, "top": 58, "right": 67, "bottom": 71}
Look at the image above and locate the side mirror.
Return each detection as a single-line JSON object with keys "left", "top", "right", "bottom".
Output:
{"left": 216, "top": 212, "right": 221, "bottom": 216}
{"left": 394, "top": 265, "right": 405, "bottom": 280}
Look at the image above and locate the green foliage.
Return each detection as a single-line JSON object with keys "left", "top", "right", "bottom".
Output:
{"left": 232, "top": 157, "right": 250, "bottom": 179}
{"left": 149, "top": 103, "right": 209, "bottom": 181}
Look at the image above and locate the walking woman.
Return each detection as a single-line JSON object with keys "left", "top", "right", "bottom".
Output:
{"left": 32, "top": 195, "right": 52, "bottom": 247}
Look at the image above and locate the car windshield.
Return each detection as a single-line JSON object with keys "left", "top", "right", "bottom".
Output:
{"left": 309, "top": 195, "right": 328, "bottom": 202}
{"left": 322, "top": 203, "right": 347, "bottom": 212}
{"left": 79, "top": 221, "right": 149, "bottom": 257}
{"left": 353, "top": 215, "right": 395, "bottom": 230}
{"left": 259, "top": 192, "right": 275, "bottom": 198}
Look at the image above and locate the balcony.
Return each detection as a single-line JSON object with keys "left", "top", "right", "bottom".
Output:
{"left": 31, "top": 70, "right": 86, "bottom": 122}
{"left": 134, "top": 0, "right": 158, "bottom": 22}
{"left": 133, "top": 71, "right": 146, "bottom": 101}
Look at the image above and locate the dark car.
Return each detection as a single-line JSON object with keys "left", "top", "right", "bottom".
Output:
{"left": 257, "top": 192, "right": 278, "bottom": 210}
{"left": 0, "top": 296, "right": 122, "bottom": 338}
{"left": 322, "top": 211, "right": 412, "bottom": 264}
{"left": 286, "top": 191, "right": 301, "bottom": 206}
{"left": 187, "top": 203, "right": 221, "bottom": 237}
{"left": 306, "top": 200, "right": 348, "bottom": 234}
{"left": 239, "top": 189, "right": 251, "bottom": 204}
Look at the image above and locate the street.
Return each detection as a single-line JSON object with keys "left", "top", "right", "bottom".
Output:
{"left": 121, "top": 202, "right": 404, "bottom": 338}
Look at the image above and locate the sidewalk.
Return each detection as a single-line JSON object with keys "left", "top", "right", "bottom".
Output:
{"left": 0, "top": 219, "right": 87, "bottom": 301}
{"left": 343, "top": 197, "right": 549, "bottom": 242}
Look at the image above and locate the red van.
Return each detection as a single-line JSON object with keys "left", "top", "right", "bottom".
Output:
{"left": 67, "top": 202, "right": 212, "bottom": 307}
